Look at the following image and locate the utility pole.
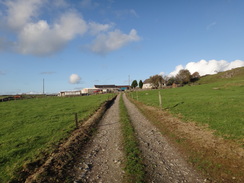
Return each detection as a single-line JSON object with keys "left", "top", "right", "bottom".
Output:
{"left": 43, "top": 78, "right": 45, "bottom": 94}
{"left": 128, "top": 75, "right": 130, "bottom": 87}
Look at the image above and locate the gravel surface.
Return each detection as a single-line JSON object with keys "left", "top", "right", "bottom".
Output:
{"left": 74, "top": 93, "right": 206, "bottom": 183}
{"left": 74, "top": 94, "right": 124, "bottom": 183}
{"left": 122, "top": 93, "right": 205, "bottom": 183}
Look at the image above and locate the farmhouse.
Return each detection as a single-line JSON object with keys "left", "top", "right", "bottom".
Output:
{"left": 142, "top": 79, "right": 153, "bottom": 89}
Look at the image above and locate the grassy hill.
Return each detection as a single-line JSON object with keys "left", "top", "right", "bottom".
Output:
{"left": 131, "top": 67, "right": 244, "bottom": 141}
{"left": 198, "top": 66, "right": 244, "bottom": 84}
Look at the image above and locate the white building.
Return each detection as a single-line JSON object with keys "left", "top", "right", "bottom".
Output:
{"left": 58, "top": 90, "right": 81, "bottom": 97}
{"left": 142, "top": 83, "right": 153, "bottom": 89}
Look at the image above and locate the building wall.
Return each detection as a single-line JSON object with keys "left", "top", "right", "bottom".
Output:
{"left": 142, "top": 83, "right": 153, "bottom": 89}
{"left": 59, "top": 91, "right": 81, "bottom": 96}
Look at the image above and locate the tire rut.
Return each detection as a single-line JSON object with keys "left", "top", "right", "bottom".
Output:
{"left": 122, "top": 93, "right": 206, "bottom": 183}
{"left": 74, "top": 94, "right": 124, "bottom": 183}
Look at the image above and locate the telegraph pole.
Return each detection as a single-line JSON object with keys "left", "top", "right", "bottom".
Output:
{"left": 43, "top": 78, "right": 45, "bottom": 94}
{"left": 128, "top": 75, "right": 130, "bottom": 87}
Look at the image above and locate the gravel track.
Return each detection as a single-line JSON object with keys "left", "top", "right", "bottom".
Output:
{"left": 74, "top": 94, "right": 124, "bottom": 183}
{"left": 122, "top": 93, "right": 205, "bottom": 183}
{"left": 74, "top": 93, "right": 205, "bottom": 182}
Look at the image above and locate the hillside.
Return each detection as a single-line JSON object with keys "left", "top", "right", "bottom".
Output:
{"left": 132, "top": 67, "right": 244, "bottom": 140}
{"left": 198, "top": 66, "right": 244, "bottom": 84}
{"left": 128, "top": 68, "right": 244, "bottom": 182}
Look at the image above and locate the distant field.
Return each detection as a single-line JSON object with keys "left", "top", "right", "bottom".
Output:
{"left": 0, "top": 94, "right": 112, "bottom": 182}
{"left": 130, "top": 67, "right": 244, "bottom": 140}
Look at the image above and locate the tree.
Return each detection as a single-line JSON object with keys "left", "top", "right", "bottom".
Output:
{"left": 176, "top": 69, "right": 191, "bottom": 84}
{"left": 191, "top": 72, "right": 200, "bottom": 82}
{"left": 166, "top": 76, "right": 176, "bottom": 86}
{"left": 149, "top": 75, "right": 164, "bottom": 89}
{"left": 139, "top": 80, "right": 143, "bottom": 89}
{"left": 131, "top": 80, "right": 138, "bottom": 88}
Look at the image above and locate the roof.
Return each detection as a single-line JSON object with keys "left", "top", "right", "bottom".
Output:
{"left": 143, "top": 79, "right": 151, "bottom": 84}
{"left": 94, "top": 85, "right": 130, "bottom": 89}
{"left": 94, "top": 85, "right": 116, "bottom": 88}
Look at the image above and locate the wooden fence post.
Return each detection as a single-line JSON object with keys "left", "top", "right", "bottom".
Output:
{"left": 158, "top": 91, "right": 162, "bottom": 109}
{"left": 75, "top": 113, "right": 78, "bottom": 128}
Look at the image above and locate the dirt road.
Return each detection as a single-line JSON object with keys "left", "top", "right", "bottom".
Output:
{"left": 123, "top": 94, "right": 205, "bottom": 182}
{"left": 73, "top": 94, "right": 124, "bottom": 182}
{"left": 73, "top": 93, "right": 205, "bottom": 182}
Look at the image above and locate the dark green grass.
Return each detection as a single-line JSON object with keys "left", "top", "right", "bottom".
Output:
{"left": 130, "top": 71, "right": 244, "bottom": 140}
{"left": 0, "top": 94, "right": 112, "bottom": 182}
{"left": 119, "top": 95, "right": 145, "bottom": 183}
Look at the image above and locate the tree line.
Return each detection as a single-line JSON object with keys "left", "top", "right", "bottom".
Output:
{"left": 131, "top": 69, "right": 200, "bottom": 89}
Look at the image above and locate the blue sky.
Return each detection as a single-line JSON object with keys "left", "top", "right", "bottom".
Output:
{"left": 0, "top": 0, "right": 244, "bottom": 94}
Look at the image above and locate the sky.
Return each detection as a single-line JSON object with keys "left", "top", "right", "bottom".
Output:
{"left": 0, "top": 0, "right": 244, "bottom": 94}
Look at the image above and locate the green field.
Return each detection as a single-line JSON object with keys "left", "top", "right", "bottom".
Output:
{"left": 0, "top": 94, "right": 112, "bottom": 182}
{"left": 130, "top": 67, "right": 244, "bottom": 140}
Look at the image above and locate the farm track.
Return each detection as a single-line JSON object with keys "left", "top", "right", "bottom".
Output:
{"left": 73, "top": 93, "right": 124, "bottom": 182}
{"left": 72, "top": 93, "right": 205, "bottom": 182}
{"left": 122, "top": 94, "right": 205, "bottom": 183}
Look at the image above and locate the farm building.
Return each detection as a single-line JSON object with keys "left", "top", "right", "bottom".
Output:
{"left": 117, "top": 85, "right": 130, "bottom": 91}
{"left": 94, "top": 85, "right": 130, "bottom": 91}
{"left": 58, "top": 90, "right": 81, "bottom": 97}
{"left": 142, "top": 79, "right": 153, "bottom": 89}
{"left": 59, "top": 84, "right": 130, "bottom": 97}
{"left": 81, "top": 88, "right": 101, "bottom": 95}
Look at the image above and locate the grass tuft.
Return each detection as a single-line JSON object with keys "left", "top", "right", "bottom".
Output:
{"left": 119, "top": 95, "right": 145, "bottom": 183}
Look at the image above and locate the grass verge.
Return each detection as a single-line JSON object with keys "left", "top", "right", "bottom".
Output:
{"left": 128, "top": 95, "right": 244, "bottom": 183}
{"left": 119, "top": 95, "right": 145, "bottom": 183}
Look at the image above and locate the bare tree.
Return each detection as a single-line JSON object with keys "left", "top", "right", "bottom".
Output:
{"left": 149, "top": 75, "right": 164, "bottom": 89}
{"left": 166, "top": 76, "right": 176, "bottom": 86}
{"left": 191, "top": 72, "right": 200, "bottom": 82}
{"left": 176, "top": 69, "right": 191, "bottom": 84}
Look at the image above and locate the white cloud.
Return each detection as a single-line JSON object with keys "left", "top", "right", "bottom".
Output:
{"left": 80, "top": 0, "right": 99, "bottom": 9}
{"left": 88, "top": 22, "right": 114, "bottom": 35}
{"left": 52, "top": 0, "right": 69, "bottom": 8}
{"left": 4, "top": 0, "right": 43, "bottom": 30}
{"left": 69, "top": 74, "right": 81, "bottom": 84}
{"left": 0, "top": 0, "right": 140, "bottom": 56}
{"left": 169, "top": 60, "right": 244, "bottom": 76}
{"left": 89, "top": 29, "right": 140, "bottom": 54}
{"left": 16, "top": 12, "right": 87, "bottom": 55}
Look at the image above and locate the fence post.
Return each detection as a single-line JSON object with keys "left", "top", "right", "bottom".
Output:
{"left": 158, "top": 91, "right": 162, "bottom": 109}
{"left": 136, "top": 91, "right": 139, "bottom": 101}
{"left": 75, "top": 113, "right": 78, "bottom": 128}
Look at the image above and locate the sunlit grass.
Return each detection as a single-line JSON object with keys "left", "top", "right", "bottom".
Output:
{"left": 130, "top": 75, "right": 244, "bottom": 140}
{"left": 0, "top": 94, "right": 112, "bottom": 182}
{"left": 119, "top": 95, "right": 145, "bottom": 183}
